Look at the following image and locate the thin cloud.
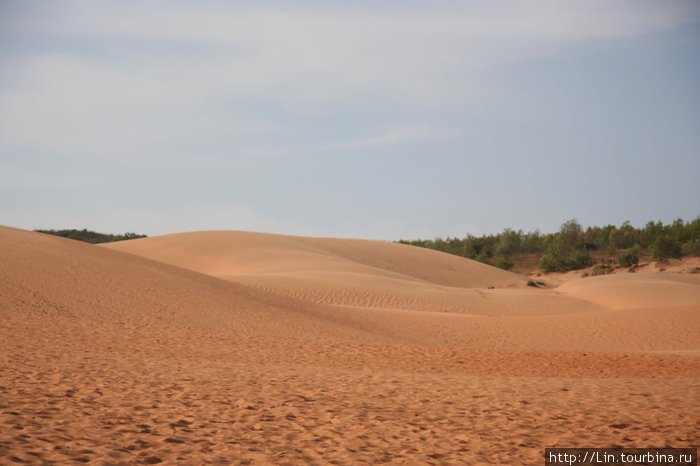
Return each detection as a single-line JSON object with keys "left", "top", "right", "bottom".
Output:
{"left": 5, "top": 1, "right": 698, "bottom": 105}
{"left": 0, "top": 165, "right": 100, "bottom": 190}
{"left": 321, "top": 126, "right": 449, "bottom": 151}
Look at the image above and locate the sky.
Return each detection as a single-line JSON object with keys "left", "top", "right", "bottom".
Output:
{"left": 1, "top": 0, "right": 699, "bottom": 240}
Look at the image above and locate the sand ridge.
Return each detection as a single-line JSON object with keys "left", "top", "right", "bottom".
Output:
{"left": 2, "top": 226, "right": 699, "bottom": 464}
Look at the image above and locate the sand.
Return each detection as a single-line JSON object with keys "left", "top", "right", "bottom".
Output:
{"left": 2, "top": 227, "right": 699, "bottom": 464}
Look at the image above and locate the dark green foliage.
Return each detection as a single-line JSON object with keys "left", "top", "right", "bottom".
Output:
{"left": 584, "top": 224, "right": 615, "bottom": 252}
{"left": 494, "top": 256, "right": 514, "bottom": 270}
{"left": 652, "top": 235, "right": 682, "bottom": 261}
{"left": 521, "top": 230, "right": 546, "bottom": 253}
{"left": 641, "top": 221, "right": 664, "bottom": 248}
{"left": 397, "top": 216, "right": 699, "bottom": 272}
{"left": 538, "top": 252, "right": 565, "bottom": 272}
{"left": 475, "top": 252, "right": 490, "bottom": 264}
{"left": 399, "top": 229, "right": 546, "bottom": 262}
{"left": 494, "top": 228, "right": 521, "bottom": 256}
{"left": 537, "top": 219, "right": 592, "bottom": 272}
{"left": 682, "top": 239, "right": 700, "bottom": 257}
{"left": 35, "top": 228, "right": 147, "bottom": 244}
{"left": 617, "top": 245, "right": 640, "bottom": 268}
{"left": 608, "top": 221, "right": 637, "bottom": 250}
{"left": 568, "top": 249, "right": 593, "bottom": 269}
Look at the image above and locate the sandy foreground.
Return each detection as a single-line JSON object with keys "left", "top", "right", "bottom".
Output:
{"left": 2, "top": 227, "right": 698, "bottom": 464}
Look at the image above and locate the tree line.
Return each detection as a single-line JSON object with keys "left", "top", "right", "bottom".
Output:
{"left": 397, "top": 217, "right": 700, "bottom": 273}
{"left": 35, "top": 228, "right": 147, "bottom": 244}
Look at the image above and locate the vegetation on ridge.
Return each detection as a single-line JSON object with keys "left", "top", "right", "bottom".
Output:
{"left": 35, "top": 229, "right": 146, "bottom": 244}
{"left": 398, "top": 217, "right": 700, "bottom": 273}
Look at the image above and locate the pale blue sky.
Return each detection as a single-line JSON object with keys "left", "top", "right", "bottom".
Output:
{"left": 1, "top": 1, "right": 699, "bottom": 239}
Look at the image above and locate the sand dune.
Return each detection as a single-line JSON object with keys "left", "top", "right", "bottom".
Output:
{"left": 101, "top": 230, "right": 526, "bottom": 288}
{"left": 103, "top": 230, "right": 605, "bottom": 317}
{"left": 557, "top": 273, "right": 700, "bottom": 310}
{"left": 2, "top": 226, "right": 699, "bottom": 464}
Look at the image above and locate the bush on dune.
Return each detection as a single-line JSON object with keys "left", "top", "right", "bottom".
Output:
{"left": 617, "top": 245, "right": 641, "bottom": 268}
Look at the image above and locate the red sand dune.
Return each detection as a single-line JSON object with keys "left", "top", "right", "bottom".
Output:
{"left": 2, "top": 226, "right": 699, "bottom": 464}
{"left": 558, "top": 273, "right": 700, "bottom": 310}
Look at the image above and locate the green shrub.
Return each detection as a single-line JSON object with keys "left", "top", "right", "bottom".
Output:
{"left": 494, "top": 256, "right": 514, "bottom": 270}
{"left": 568, "top": 249, "right": 593, "bottom": 269}
{"left": 475, "top": 252, "right": 490, "bottom": 264}
{"left": 538, "top": 252, "right": 564, "bottom": 272}
{"left": 682, "top": 239, "right": 700, "bottom": 257}
{"left": 652, "top": 235, "right": 682, "bottom": 261}
{"left": 617, "top": 245, "right": 640, "bottom": 267}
